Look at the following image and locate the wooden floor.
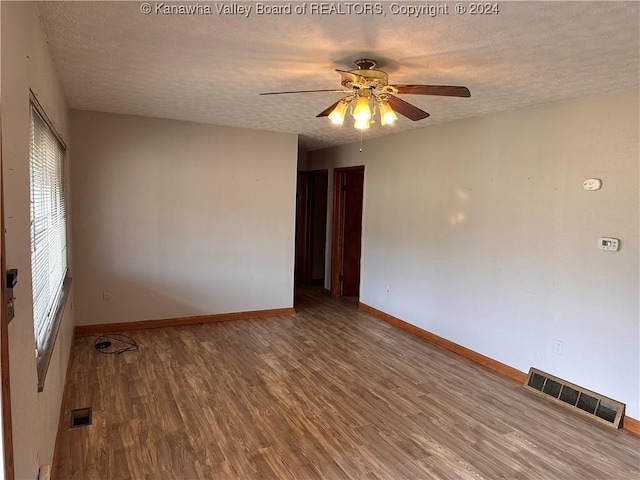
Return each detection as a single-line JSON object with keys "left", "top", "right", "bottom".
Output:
{"left": 55, "top": 288, "right": 640, "bottom": 479}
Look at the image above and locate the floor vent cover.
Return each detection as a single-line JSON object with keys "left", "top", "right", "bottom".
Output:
{"left": 524, "top": 368, "right": 625, "bottom": 429}
{"left": 71, "top": 407, "right": 92, "bottom": 428}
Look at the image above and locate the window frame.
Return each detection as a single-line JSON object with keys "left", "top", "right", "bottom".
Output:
{"left": 28, "top": 93, "right": 72, "bottom": 392}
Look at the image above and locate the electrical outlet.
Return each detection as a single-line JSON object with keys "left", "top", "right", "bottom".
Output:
{"left": 102, "top": 290, "right": 112, "bottom": 302}
{"left": 553, "top": 339, "right": 563, "bottom": 355}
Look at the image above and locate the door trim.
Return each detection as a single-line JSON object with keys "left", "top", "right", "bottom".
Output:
{"left": 0, "top": 114, "right": 15, "bottom": 479}
{"left": 330, "top": 166, "right": 364, "bottom": 297}
{"left": 295, "top": 171, "right": 309, "bottom": 285}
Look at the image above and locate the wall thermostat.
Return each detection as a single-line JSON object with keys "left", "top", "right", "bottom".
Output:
{"left": 598, "top": 237, "right": 620, "bottom": 251}
{"left": 583, "top": 178, "right": 602, "bottom": 191}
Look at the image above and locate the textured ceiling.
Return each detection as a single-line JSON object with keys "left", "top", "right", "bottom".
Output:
{"left": 37, "top": 1, "right": 639, "bottom": 151}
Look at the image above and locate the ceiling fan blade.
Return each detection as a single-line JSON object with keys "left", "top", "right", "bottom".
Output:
{"left": 393, "top": 85, "right": 471, "bottom": 97}
{"left": 316, "top": 100, "right": 342, "bottom": 118}
{"left": 336, "top": 69, "right": 365, "bottom": 86}
{"left": 387, "top": 95, "right": 430, "bottom": 121}
{"left": 260, "top": 89, "right": 343, "bottom": 95}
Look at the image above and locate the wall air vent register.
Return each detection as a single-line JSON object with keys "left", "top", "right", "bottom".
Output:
{"left": 524, "top": 368, "right": 625, "bottom": 429}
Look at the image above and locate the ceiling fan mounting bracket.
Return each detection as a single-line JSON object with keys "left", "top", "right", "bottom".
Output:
{"left": 354, "top": 59, "right": 377, "bottom": 70}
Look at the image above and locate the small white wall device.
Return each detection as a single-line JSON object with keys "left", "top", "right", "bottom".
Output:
{"left": 598, "top": 237, "right": 620, "bottom": 251}
{"left": 583, "top": 178, "right": 602, "bottom": 191}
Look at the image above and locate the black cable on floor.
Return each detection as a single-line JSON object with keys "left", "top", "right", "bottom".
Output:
{"left": 76, "top": 333, "right": 139, "bottom": 354}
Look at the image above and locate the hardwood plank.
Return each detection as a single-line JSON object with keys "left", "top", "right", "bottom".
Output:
{"left": 54, "top": 288, "right": 640, "bottom": 479}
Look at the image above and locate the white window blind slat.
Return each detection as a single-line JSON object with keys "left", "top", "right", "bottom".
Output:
{"left": 29, "top": 104, "right": 67, "bottom": 355}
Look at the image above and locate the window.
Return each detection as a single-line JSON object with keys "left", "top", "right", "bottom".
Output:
{"left": 29, "top": 99, "right": 70, "bottom": 390}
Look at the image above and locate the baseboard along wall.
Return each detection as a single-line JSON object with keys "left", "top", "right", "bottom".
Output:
{"left": 75, "top": 307, "right": 295, "bottom": 335}
{"left": 358, "top": 302, "right": 640, "bottom": 436}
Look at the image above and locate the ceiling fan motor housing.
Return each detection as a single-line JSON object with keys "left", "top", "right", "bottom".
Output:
{"left": 342, "top": 60, "right": 390, "bottom": 91}
{"left": 347, "top": 68, "right": 389, "bottom": 86}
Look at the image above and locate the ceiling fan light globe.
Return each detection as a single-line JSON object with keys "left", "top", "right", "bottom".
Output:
{"left": 379, "top": 102, "right": 398, "bottom": 126}
{"left": 354, "top": 118, "right": 370, "bottom": 130}
{"left": 353, "top": 96, "right": 372, "bottom": 121}
{"left": 328, "top": 100, "right": 348, "bottom": 125}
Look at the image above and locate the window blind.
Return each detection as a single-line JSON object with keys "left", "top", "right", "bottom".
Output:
{"left": 29, "top": 104, "right": 67, "bottom": 355}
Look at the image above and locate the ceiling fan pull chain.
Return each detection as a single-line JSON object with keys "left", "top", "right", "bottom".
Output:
{"left": 359, "top": 130, "right": 363, "bottom": 153}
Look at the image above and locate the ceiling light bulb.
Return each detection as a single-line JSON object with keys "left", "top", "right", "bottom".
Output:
{"left": 379, "top": 101, "right": 398, "bottom": 126}
{"left": 328, "top": 100, "right": 349, "bottom": 125}
{"left": 354, "top": 118, "right": 370, "bottom": 130}
{"left": 353, "top": 96, "right": 372, "bottom": 121}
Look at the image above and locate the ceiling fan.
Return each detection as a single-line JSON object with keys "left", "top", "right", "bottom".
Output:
{"left": 260, "top": 59, "right": 470, "bottom": 130}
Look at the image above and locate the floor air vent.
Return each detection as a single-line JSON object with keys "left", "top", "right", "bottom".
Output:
{"left": 71, "top": 407, "right": 92, "bottom": 428}
{"left": 524, "top": 368, "right": 625, "bottom": 429}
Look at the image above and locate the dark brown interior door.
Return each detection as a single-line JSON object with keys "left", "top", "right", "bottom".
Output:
{"left": 332, "top": 166, "right": 364, "bottom": 296}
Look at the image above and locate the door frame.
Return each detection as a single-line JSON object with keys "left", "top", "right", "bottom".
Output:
{"left": 0, "top": 115, "right": 15, "bottom": 479}
{"left": 330, "top": 166, "right": 364, "bottom": 297}
{"left": 295, "top": 171, "right": 309, "bottom": 285}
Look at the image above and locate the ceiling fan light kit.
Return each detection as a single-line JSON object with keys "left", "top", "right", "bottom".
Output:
{"left": 353, "top": 95, "right": 372, "bottom": 120}
{"left": 260, "top": 58, "right": 470, "bottom": 132}
{"left": 379, "top": 100, "right": 398, "bottom": 126}
{"left": 327, "top": 99, "right": 350, "bottom": 125}
{"left": 354, "top": 117, "right": 371, "bottom": 130}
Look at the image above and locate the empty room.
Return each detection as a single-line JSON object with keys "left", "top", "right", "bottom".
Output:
{"left": 1, "top": 1, "right": 639, "bottom": 479}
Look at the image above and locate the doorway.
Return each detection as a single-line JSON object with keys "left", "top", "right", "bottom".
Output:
{"left": 331, "top": 166, "right": 365, "bottom": 297}
{"left": 295, "top": 170, "right": 328, "bottom": 287}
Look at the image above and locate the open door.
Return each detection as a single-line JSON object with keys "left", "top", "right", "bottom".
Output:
{"left": 331, "top": 166, "right": 364, "bottom": 297}
{"left": 295, "top": 170, "right": 328, "bottom": 287}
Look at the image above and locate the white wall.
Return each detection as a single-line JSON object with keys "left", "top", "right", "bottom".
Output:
{"left": 1, "top": 2, "right": 75, "bottom": 478}
{"left": 308, "top": 89, "right": 640, "bottom": 419}
{"left": 71, "top": 111, "right": 298, "bottom": 326}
